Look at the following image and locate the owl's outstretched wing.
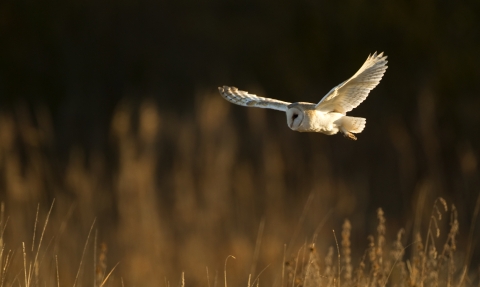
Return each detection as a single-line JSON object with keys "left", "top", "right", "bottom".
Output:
{"left": 218, "top": 86, "right": 290, "bottom": 112}
{"left": 315, "top": 52, "right": 388, "bottom": 114}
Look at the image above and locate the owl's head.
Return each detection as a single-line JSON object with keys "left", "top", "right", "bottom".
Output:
{"left": 286, "top": 106, "right": 304, "bottom": 130}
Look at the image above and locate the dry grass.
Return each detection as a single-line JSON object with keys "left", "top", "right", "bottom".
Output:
{"left": 285, "top": 203, "right": 463, "bottom": 287}
{"left": 0, "top": 94, "right": 477, "bottom": 286}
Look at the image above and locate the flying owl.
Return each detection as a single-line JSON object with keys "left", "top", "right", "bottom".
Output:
{"left": 218, "top": 52, "right": 388, "bottom": 140}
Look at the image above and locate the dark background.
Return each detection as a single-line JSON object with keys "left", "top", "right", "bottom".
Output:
{"left": 0, "top": 1, "right": 480, "bottom": 285}
{"left": 3, "top": 1, "right": 480, "bottom": 149}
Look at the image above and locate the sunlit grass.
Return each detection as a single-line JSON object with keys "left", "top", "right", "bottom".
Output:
{"left": 0, "top": 198, "right": 468, "bottom": 286}
{"left": 0, "top": 96, "right": 476, "bottom": 286}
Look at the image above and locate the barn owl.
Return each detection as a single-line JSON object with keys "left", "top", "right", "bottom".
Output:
{"left": 218, "top": 52, "right": 388, "bottom": 140}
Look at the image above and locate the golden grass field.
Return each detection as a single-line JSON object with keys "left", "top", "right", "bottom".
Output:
{"left": 0, "top": 93, "right": 476, "bottom": 286}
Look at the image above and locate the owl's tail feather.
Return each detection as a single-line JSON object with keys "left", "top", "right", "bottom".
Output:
{"left": 341, "top": 116, "right": 366, "bottom": 133}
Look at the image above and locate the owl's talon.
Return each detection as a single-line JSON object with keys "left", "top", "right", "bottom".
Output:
{"left": 343, "top": 132, "right": 357, "bottom": 141}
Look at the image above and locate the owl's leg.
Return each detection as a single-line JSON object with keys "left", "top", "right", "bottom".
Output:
{"left": 342, "top": 131, "right": 357, "bottom": 141}
{"left": 338, "top": 124, "right": 357, "bottom": 140}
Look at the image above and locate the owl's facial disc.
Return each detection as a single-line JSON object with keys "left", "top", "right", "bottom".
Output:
{"left": 287, "top": 108, "right": 303, "bottom": 130}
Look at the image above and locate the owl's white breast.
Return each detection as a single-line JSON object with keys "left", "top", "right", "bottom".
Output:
{"left": 301, "top": 110, "right": 344, "bottom": 134}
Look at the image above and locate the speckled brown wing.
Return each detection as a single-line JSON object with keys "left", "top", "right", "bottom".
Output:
{"left": 218, "top": 86, "right": 290, "bottom": 112}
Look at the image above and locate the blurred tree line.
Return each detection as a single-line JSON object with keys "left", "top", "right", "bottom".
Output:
{"left": 2, "top": 0, "right": 479, "bottom": 132}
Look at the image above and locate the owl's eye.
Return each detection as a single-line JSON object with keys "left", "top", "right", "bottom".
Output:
{"left": 293, "top": 114, "right": 298, "bottom": 119}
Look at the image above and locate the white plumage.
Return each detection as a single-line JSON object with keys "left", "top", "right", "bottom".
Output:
{"left": 218, "top": 52, "right": 388, "bottom": 140}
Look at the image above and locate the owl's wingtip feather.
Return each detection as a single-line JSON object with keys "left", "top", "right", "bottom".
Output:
{"left": 218, "top": 86, "right": 239, "bottom": 93}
